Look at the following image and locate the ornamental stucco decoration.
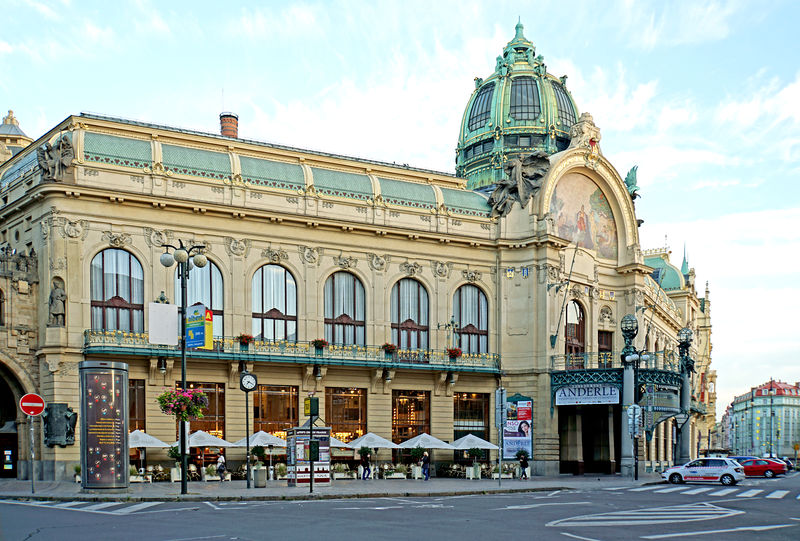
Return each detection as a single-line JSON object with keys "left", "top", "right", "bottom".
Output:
{"left": 102, "top": 231, "right": 132, "bottom": 248}
{"left": 568, "top": 112, "right": 602, "bottom": 154}
{"left": 37, "top": 134, "right": 74, "bottom": 181}
{"left": 143, "top": 227, "right": 172, "bottom": 247}
{"left": 335, "top": 255, "right": 358, "bottom": 269}
{"left": 367, "top": 253, "right": 386, "bottom": 272}
{"left": 263, "top": 247, "right": 288, "bottom": 263}
{"left": 401, "top": 262, "right": 422, "bottom": 277}
{"left": 487, "top": 150, "right": 550, "bottom": 217}
{"left": 299, "top": 246, "right": 319, "bottom": 264}
{"left": 224, "top": 237, "right": 251, "bottom": 257}
{"left": 63, "top": 219, "right": 89, "bottom": 239}
{"left": 432, "top": 261, "right": 452, "bottom": 279}
{"left": 462, "top": 269, "right": 482, "bottom": 283}
{"left": 600, "top": 306, "right": 614, "bottom": 325}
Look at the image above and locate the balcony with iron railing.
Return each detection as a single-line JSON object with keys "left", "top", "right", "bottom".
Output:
{"left": 82, "top": 330, "right": 501, "bottom": 374}
{"left": 550, "top": 350, "right": 680, "bottom": 372}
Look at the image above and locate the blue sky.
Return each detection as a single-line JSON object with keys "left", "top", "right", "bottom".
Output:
{"left": 2, "top": 0, "right": 798, "bottom": 419}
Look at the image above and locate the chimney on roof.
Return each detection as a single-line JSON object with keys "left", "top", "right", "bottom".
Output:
{"left": 219, "top": 112, "right": 238, "bottom": 138}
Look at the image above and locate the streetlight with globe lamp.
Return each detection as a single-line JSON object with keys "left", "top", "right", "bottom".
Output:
{"left": 677, "top": 327, "right": 694, "bottom": 464}
{"left": 160, "top": 240, "right": 208, "bottom": 495}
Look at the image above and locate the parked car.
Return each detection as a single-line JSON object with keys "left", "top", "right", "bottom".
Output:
{"left": 727, "top": 455, "right": 757, "bottom": 463}
{"left": 662, "top": 458, "right": 745, "bottom": 485}
{"left": 737, "top": 458, "right": 787, "bottom": 478}
{"left": 781, "top": 457, "right": 795, "bottom": 470}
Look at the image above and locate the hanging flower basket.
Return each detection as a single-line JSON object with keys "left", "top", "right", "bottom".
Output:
{"left": 381, "top": 343, "right": 397, "bottom": 354}
{"left": 157, "top": 388, "right": 209, "bottom": 422}
{"left": 446, "top": 347, "right": 462, "bottom": 359}
{"left": 311, "top": 338, "right": 328, "bottom": 349}
{"left": 237, "top": 333, "right": 254, "bottom": 345}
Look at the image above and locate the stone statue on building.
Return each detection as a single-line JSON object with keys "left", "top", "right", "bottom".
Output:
{"left": 42, "top": 403, "right": 77, "bottom": 447}
{"left": 487, "top": 150, "right": 550, "bottom": 217}
{"left": 48, "top": 278, "right": 66, "bottom": 327}
{"left": 37, "top": 134, "right": 74, "bottom": 181}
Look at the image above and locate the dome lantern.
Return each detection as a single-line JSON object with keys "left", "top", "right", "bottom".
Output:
{"left": 456, "top": 23, "right": 580, "bottom": 191}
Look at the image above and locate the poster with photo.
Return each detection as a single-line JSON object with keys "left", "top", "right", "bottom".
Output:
{"left": 503, "top": 400, "right": 532, "bottom": 459}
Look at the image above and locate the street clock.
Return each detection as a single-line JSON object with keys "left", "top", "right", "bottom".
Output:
{"left": 240, "top": 371, "right": 257, "bottom": 392}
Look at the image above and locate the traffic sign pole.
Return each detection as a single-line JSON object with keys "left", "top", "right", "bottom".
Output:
{"left": 29, "top": 415, "right": 34, "bottom": 494}
{"left": 20, "top": 393, "right": 45, "bottom": 494}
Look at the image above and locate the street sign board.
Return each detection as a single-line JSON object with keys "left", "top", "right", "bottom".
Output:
{"left": 19, "top": 393, "right": 45, "bottom": 416}
{"left": 185, "top": 303, "right": 206, "bottom": 348}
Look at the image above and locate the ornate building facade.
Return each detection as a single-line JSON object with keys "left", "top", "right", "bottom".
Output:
{"left": 729, "top": 380, "right": 800, "bottom": 459}
{"left": 0, "top": 23, "right": 714, "bottom": 480}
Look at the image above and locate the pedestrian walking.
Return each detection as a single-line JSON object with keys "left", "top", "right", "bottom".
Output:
{"left": 422, "top": 451, "right": 430, "bottom": 481}
{"left": 361, "top": 452, "right": 372, "bottom": 480}
{"left": 216, "top": 451, "right": 226, "bottom": 482}
{"left": 519, "top": 453, "right": 528, "bottom": 480}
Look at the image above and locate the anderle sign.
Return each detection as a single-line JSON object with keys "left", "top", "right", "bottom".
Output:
{"left": 555, "top": 384, "right": 619, "bottom": 405}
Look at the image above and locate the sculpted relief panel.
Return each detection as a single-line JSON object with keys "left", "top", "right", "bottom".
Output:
{"left": 549, "top": 172, "right": 618, "bottom": 260}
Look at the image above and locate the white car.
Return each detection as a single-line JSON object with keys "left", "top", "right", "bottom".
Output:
{"left": 661, "top": 458, "right": 745, "bottom": 485}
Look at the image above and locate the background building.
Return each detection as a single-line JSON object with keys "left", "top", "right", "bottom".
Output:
{"left": 729, "top": 380, "right": 800, "bottom": 459}
{"left": 0, "top": 24, "right": 714, "bottom": 480}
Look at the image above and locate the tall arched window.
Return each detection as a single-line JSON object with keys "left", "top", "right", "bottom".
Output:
{"left": 324, "top": 271, "right": 365, "bottom": 345}
{"left": 453, "top": 284, "right": 488, "bottom": 354}
{"left": 90, "top": 248, "right": 144, "bottom": 332}
{"left": 390, "top": 278, "right": 429, "bottom": 349}
{"left": 252, "top": 265, "right": 297, "bottom": 342}
{"left": 176, "top": 260, "right": 224, "bottom": 338}
{"left": 565, "top": 300, "right": 585, "bottom": 367}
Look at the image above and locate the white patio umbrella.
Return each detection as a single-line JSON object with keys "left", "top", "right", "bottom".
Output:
{"left": 233, "top": 431, "right": 287, "bottom": 448}
{"left": 450, "top": 434, "right": 499, "bottom": 450}
{"left": 329, "top": 436, "right": 350, "bottom": 449}
{"left": 398, "top": 433, "right": 454, "bottom": 449}
{"left": 172, "top": 430, "right": 236, "bottom": 468}
{"left": 347, "top": 432, "right": 399, "bottom": 449}
{"left": 128, "top": 430, "right": 169, "bottom": 471}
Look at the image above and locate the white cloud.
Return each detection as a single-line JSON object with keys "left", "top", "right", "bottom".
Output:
{"left": 690, "top": 179, "right": 740, "bottom": 190}
{"left": 82, "top": 21, "right": 114, "bottom": 45}
{"left": 24, "top": 0, "right": 59, "bottom": 20}
{"left": 133, "top": 0, "right": 171, "bottom": 36}
{"left": 234, "top": 4, "right": 320, "bottom": 40}
{"left": 0, "top": 41, "right": 13, "bottom": 55}
{"left": 716, "top": 72, "right": 800, "bottom": 131}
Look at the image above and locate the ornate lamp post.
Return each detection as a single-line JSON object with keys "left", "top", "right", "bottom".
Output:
{"left": 677, "top": 327, "right": 693, "bottom": 464}
{"left": 768, "top": 379, "right": 775, "bottom": 458}
{"left": 619, "top": 314, "right": 639, "bottom": 478}
{"left": 160, "top": 240, "right": 208, "bottom": 495}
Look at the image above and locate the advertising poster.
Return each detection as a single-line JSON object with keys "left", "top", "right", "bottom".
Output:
{"left": 503, "top": 399, "right": 532, "bottom": 460}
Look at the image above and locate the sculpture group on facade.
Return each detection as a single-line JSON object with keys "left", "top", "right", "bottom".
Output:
{"left": 487, "top": 150, "right": 551, "bottom": 217}
{"left": 37, "top": 134, "right": 74, "bottom": 181}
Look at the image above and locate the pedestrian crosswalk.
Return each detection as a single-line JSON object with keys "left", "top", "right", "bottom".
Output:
{"left": 603, "top": 485, "right": 799, "bottom": 500}
{"left": 0, "top": 499, "right": 196, "bottom": 515}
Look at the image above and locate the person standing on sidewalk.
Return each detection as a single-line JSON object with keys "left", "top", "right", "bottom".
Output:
{"left": 361, "top": 452, "right": 372, "bottom": 480}
{"left": 422, "top": 451, "right": 430, "bottom": 481}
{"left": 519, "top": 453, "right": 529, "bottom": 480}
{"left": 216, "top": 452, "right": 226, "bottom": 482}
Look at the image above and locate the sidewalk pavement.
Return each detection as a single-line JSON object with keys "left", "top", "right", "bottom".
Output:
{"left": 0, "top": 473, "right": 664, "bottom": 502}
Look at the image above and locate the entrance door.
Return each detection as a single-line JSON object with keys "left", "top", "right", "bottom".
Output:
{"left": 0, "top": 376, "right": 18, "bottom": 478}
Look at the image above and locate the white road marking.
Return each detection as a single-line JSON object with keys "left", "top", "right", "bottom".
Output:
{"left": 654, "top": 487, "right": 687, "bottom": 493}
{"left": 640, "top": 524, "right": 796, "bottom": 539}
{"left": 629, "top": 486, "right": 662, "bottom": 492}
{"left": 561, "top": 533, "right": 602, "bottom": 541}
{"left": 681, "top": 487, "right": 712, "bottom": 495}
{"left": 736, "top": 489, "right": 763, "bottom": 498}
{"left": 80, "top": 502, "right": 123, "bottom": 511}
{"left": 707, "top": 488, "right": 738, "bottom": 496}
{"left": 335, "top": 505, "right": 404, "bottom": 510}
{"left": 112, "top": 502, "right": 161, "bottom": 514}
{"left": 52, "top": 501, "right": 85, "bottom": 508}
{"left": 498, "top": 501, "right": 590, "bottom": 510}
{"left": 547, "top": 502, "right": 742, "bottom": 527}
{"left": 602, "top": 486, "right": 629, "bottom": 490}
{"left": 766, "top": 490, "right": 789, "bottom": 499}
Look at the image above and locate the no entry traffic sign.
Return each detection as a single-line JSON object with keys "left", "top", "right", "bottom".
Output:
{"left": 19, "top": 393, "right": 45, "bottom": 416}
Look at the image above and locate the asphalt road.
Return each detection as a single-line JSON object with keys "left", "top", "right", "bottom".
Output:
{"left": 1, "top": 473, "right": 799, "bottom": 541}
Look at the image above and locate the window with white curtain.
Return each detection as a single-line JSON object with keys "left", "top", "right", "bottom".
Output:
{"left": 90, "top": 248, "right": 144, "bottom": 332}
{"left": 175, "top": 260, "right": 224, "bottom": 338}
{"left": 324, "top": 271, "right": 365, "bottom": 345}
{"left": 390, "top": 278, "right": 429, "bottom": 349}
{"left": 453, "top": 284, "right": 488, "bottom": 354}
{"left": 251, "top": 264, "right": 297, "bottom": 341}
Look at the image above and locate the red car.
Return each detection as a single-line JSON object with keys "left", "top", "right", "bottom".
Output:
{"left": 737, "top": 458, "right": 787, "bottom": 478}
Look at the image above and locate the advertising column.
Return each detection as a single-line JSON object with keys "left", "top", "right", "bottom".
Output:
{"left": 503, "top": 399, "right": 532, "bottom": 460}
{"left": 79, "top": 361, "right": 129, "bottom": 489}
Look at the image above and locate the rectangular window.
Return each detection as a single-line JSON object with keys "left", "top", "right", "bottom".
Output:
{"left": 392, "top": 390, "right": 430, "bottom": 443}
{"left": 254, "top": 385, "right": 298, "bottom": 441}
{"left": 598, "top": 330, "right": 613, "bottom": 368}
{"left": 184, "top": 382, "right": 225, "bottom": 440}
{"left": 325, "top": 387, "right": 367, "bottom": 443}
{"left": 129, "top": 379, "right": 146, "bottom": 431}
{"left": 454, "top": 392, "right": 488, "bottom": 440}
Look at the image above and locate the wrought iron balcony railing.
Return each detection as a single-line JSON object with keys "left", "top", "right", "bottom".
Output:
{"left": 551, "top": 350, "right": 679, "bottom": 372}
{"left": 82, "top": 330, "right": 500, "bottom": 373}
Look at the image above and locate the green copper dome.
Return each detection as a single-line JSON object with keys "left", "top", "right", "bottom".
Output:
{"left": 456, "top": 22, "right": 579, "bottom": 191}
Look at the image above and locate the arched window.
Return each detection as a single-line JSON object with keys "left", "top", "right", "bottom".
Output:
{"left": 252, "top": 265, "right": 297, "bottom": 342}
{"left": 565, "top": 300, "right": 585, "bottom": 366}
{"left": 0, "top": 289, "right": 4, "bottom": 326}
{"left": 90, "top": 248, "right": 144, "bottom": 332}
{"left": 510, "top": 77, "right": 540, "bottom": 120}
{"left": 324, "top": 271, "right": 365, "bottom": 345}
{"left": 176, "top": 260, "right": 224, "bottom": 338}
{"left": 552, "top": 82, "right": 577, "bottom": 128}
{"left": 468, "top": 83, "right": 494, "bottom": 131}
{"left": 391, "top": 278, "right": 429, "bottom": 350}
{"left": 453, "top": 284, "right": 488, "bottom": 354}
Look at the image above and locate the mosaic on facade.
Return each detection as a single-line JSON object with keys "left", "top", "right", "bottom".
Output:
{"left": 549, "top": 172, "right": 617, "bottom": 259}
